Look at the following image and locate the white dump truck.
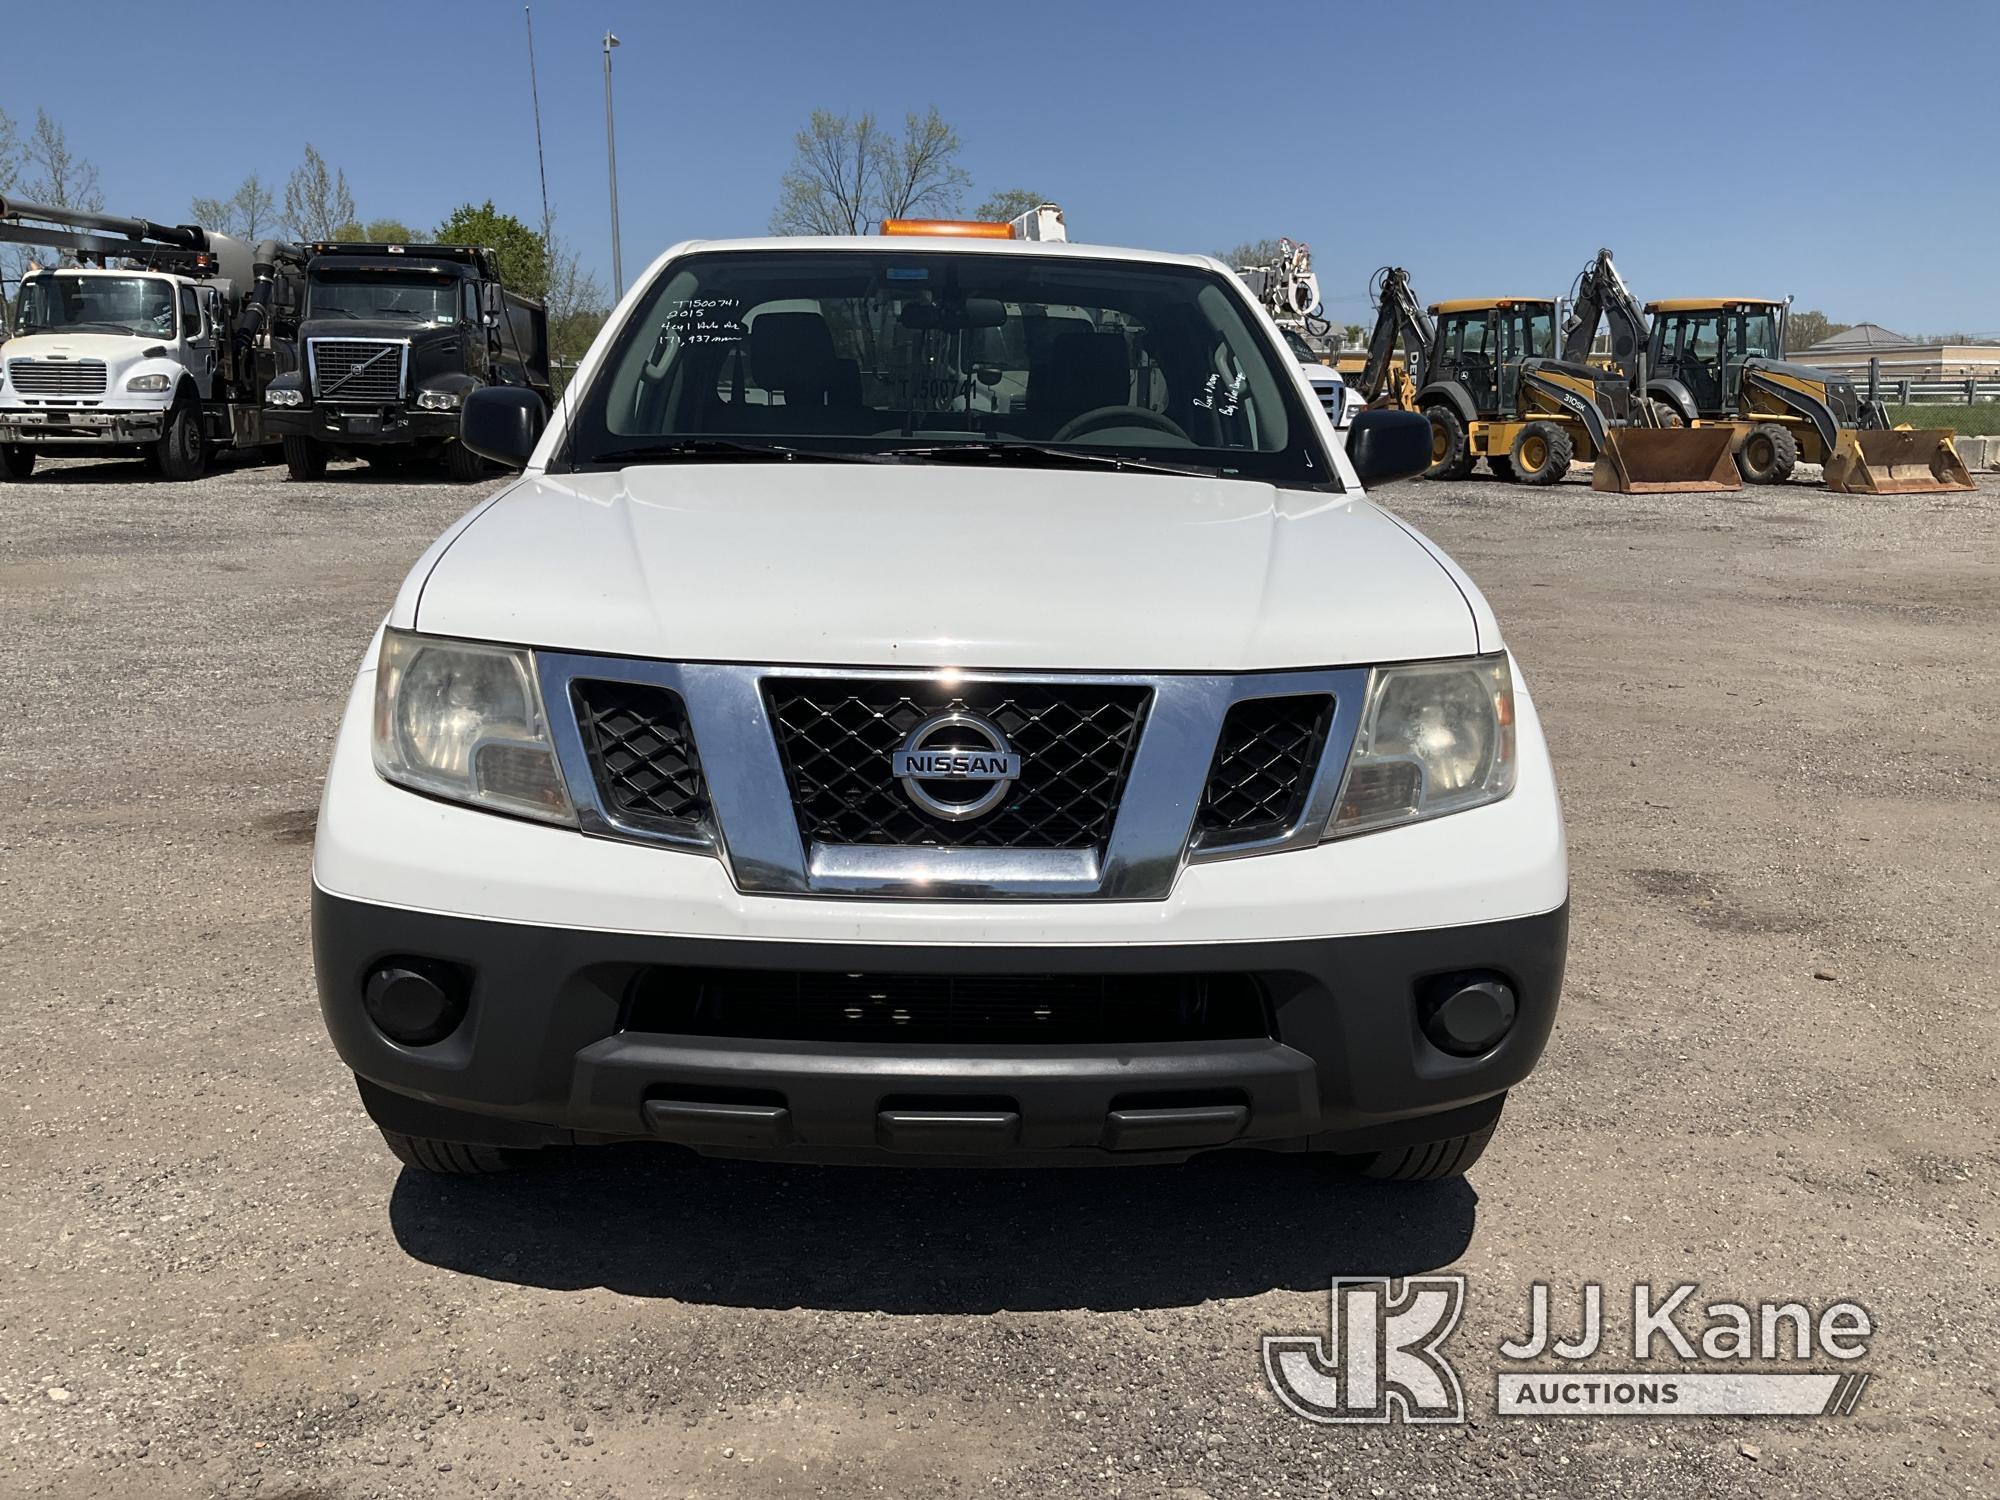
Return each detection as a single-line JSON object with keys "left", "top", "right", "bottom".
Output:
{"left": 0, "top": 197, "right": 303, "bottom": 480}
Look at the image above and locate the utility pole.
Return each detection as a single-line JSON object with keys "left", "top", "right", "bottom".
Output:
{"left": 602, "top": 31, "right": 623, "bottom": 295}
{"left": 525, "top": 6, "right": 553, "bottom": 262}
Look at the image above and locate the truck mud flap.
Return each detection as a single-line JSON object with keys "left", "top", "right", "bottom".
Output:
{"left": 1590, "top": 426, "right": 1742, "bottom": 494}
{"left": 1821, "top": 429, "right": 1975, "bottom": 495}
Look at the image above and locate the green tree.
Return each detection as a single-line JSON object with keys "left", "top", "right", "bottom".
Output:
{"left": 282, "top": 145, "right": 356, "bottom": 241}
{"left": 1343, "top": 322, "right": 1366, "bottom": 348}
{"left": 771, "top": 107, "right": 969, "bottom": 234}
{"left": 0, "top": 106, "right": 21, "bottom": 194}
{"left": 1215, "top": 238, "right": 1284, "bottom": 269}
{"left": 974, "top": 188, "right": 1046, "bottom": 224}
{"left": 1782, "top": 309, "right": 1850, "bottom": 353}
{"left": 363, "top": 218, "right": 418, "bottom": 243}
{"left": 434, "top": 201, "right": 549, "bottom": 299}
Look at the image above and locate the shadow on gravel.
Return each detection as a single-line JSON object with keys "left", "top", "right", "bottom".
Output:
{"left": 387, "top": 1146, "right": 1476, "bottom": 1312}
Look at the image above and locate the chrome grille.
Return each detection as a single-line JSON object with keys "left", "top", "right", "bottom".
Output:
{"left": 1310, "top": 380, "right": 1343, "bottom": 419}
{"left": 1195, "top": 693, "right": 1334, "bottom": 846}
{"left": 7, "top": 359, "right": 107, "bottom": 397}
{"left": 765, "top": 679, "right": 1151, "bottom": 851}
{"left": 309, "top": 339, "right": 405, "bottom": 403}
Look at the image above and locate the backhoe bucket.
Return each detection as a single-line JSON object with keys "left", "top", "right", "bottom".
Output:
{"left": 1821, "top": 429, "right": 1975, "bottom": 495}
{"left": 1591, "top": 426, "right": 1741, "bottom": 494}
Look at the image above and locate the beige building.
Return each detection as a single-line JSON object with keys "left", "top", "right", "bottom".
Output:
{"left": 1794, "top": 322, "right": 2000, "bottom": 381}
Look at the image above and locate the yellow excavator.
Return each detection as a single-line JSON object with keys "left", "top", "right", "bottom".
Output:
{"left": 1355, "top": 267, "right": 1738, "bottom": 492}
{"left": 1566, "top": 250, "right": 1971, "bottom": 495}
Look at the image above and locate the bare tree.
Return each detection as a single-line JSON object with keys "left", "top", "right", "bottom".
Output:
{"left": 282, "top": 145, "right": 357, "bottom": 242}
{"left": 770, "top": 107, "right": 969, "bottom": 234}
{"left": 543, "top": 225, "right": 609, "bottom": 388}
{"left": 192, "top": 173, "right": 276, "bottom": 239}
{"left": 0, "top": 106, "right": 21, "bottom": 194}
{"left": 875, "top": 108, "right": 970, "bottom": 222}
{"left": 771, "top": 110, "right": 882, "bottom": 235}
{"left": 22, "top": 110, "right": 103, "bottom": 213}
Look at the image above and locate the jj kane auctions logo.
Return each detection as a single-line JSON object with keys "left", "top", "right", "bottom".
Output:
{"left": 1264, "top": 1278, "right": 1874, "bottom": 1423}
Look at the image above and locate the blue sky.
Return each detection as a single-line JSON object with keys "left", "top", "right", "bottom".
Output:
{"left": 5, "top": 0, "right": 1996, "bottom": 333}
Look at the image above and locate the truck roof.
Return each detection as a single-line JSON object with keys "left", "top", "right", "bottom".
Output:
{"left": 1429, "top": 297, "right": 1557, "bottom": 314}
{"left": 305, "top": 242, "right": 495, "bottom": 276}
{"left": 1645, "top": 297, "right": 1784, "bottom": 312}
{"left": 640, "top": 234, "right": 1227, "bottom": 273}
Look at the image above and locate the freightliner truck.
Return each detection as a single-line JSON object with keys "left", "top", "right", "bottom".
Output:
{"left": 262, "top": 242, "right": 551, "bottom": 482}
{"left": 0, "top": 196, "right": 304, "bottom": 480}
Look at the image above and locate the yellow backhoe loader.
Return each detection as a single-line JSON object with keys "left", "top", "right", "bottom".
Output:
{"left": 1578, "top": 252, "right": 1973, "bottom": 494}
{"left": 1354, "top": 267, "right": 1738, "bottom": 492}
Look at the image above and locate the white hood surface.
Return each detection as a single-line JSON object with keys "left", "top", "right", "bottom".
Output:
{"left": 409, "top": 465, "right": 1484, "bottom": 672}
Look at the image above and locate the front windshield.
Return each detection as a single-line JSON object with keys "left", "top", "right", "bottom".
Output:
{"left": 564, "top": 250, "right": 1329, "bottom": 484}
{"left": 1735, "top": 310, "right": 1780, "bottom": 359}
{"left": 308, "top": 271, "right": 458, "bottom": 325}
{"left": 1280, "top": 326, "right": 1320, "bottom": 363}
{"left": 14, "top": 274, "right": 176, "bottom": 339}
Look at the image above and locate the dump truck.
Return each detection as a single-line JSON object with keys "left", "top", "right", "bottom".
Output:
{"left": 1621, "top": 275, "right": 1972, "bottom": 495}
{"left": 261, "top": 242, "right": 550, "bottom": 481}
{"left": 0, "top": 196, "right": 303, "bottom": 480}
{"left": 1354, "top": 266, "right": 1737, "bottom": 492}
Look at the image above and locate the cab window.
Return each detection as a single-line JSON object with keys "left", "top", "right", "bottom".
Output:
{"left": 179, "top": 286, "right": 202, "bottom": 338}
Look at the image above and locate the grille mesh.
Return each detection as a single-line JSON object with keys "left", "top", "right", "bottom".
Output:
{"left": 310, "top": 339, "right": 404, "bottom": 402}
{"left": 624, "top": 967, "right": 1269, "bottom": 1044}
{"left": 765, "top": 679, "right": 1149, "bottom": 850}
{"left": 1195, "top": 694, "right": 1334, "bottom": 844}
{"left": 571, "top": 680, "right": 710, "bottom": 832}
{"left": 7, "top": 359, "right": 107, "bottom": 396}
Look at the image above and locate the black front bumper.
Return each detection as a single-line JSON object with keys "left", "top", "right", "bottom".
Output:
{"left": 264, "top": 405, "right": 458, "bottom": 446}
{"left": 312, "top": 889, "right": 1568, "bottom": 1165}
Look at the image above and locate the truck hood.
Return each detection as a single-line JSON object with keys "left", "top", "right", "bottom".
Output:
{"left": 1, "top": 330, "right": 161, "bottom": 371}
{"left": 409, "top": 464, "right": 1482, "bottom": 671}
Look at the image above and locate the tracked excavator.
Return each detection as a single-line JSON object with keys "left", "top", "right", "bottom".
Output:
{"left": 1564, "top": 249, "right": 1971, "bottom": 494}
{"left": 1354, "top": 266, "right": 1738, "bottom": 492}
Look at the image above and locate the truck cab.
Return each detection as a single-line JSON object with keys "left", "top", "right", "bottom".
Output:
{"left": 1, "top": 267, "right": 225, "bottom": 479}
{"left": 263, "top": 243, "right": 550, "bottom": 482}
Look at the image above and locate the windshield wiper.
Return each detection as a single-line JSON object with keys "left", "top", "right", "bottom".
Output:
{"left": 881, "top": 442, "right": 1223, "bottom": 479}
{"left": 584, "top": 439, "right": 896, "bottom": 467}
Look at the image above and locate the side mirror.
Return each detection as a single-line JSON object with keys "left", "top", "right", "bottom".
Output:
{"left": 461, "top": 386, "right": 546, "bottom": 468}
{"left": 1345, "top": 408, "right": 1434, "bottom": 488}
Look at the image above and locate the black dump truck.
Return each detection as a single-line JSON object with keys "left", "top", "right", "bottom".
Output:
{"left": 264, "top": 242, "right": 550, "bottom": 481}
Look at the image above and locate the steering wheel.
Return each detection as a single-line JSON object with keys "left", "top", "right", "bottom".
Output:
{"left": 1051, "top": 404, "right": 1192, "bottom": 444}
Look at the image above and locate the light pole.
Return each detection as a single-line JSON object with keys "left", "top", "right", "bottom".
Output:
{"left": 602, "top": 30, "right": 623, "bottom": 294}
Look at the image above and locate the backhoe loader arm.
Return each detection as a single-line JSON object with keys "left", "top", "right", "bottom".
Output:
{"left": 1358, "top": 266, "right": 1434, "bottom": 401}
{"left": 1563, "top": 248, "right": 1649, "bottom": 377}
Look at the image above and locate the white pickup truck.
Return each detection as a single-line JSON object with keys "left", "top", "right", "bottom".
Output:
{"left": 311, "top": 232, "right": 1568, "bottom": 1180}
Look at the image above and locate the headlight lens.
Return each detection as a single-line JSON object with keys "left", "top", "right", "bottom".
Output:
{"left": 126, "top": 372, "right": 172, "bottom": 392}
{"left": 267, "top": 387, "right": 304, "bottom": 407}
{"left": 371, "top": 630, "right": 574, "bottom": 825}
{"left": 1325, "top": 655, "right": 1516, "bottom": 838}
{"left": 416, "top": 389, "right": 461, "bottom": 411}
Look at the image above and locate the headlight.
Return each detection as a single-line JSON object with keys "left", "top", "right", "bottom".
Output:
{"left": 1325, "top": 655, "right": 1515, "bottom": 838}
{"left": 372, "top": 630, "right": 574, "bottom": 825}
{"left": 416, "top": 389, "right": 461, "bottom": 411}
{"left": 267, "top": 387, "right": 304, "bottom": 407}
{"left": 126, "top": 372, "right": 172, "bottom": 392}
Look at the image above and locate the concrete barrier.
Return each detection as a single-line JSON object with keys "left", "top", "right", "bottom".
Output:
{"left": 1949, "top": 434, "right": 1997, "bottom": 470}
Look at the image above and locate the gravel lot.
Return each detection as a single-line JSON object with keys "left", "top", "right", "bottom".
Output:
{"left": 1, "top": 452, "right": 1994, "bottom": 1499}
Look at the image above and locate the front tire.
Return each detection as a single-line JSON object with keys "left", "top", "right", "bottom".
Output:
{"left": 442, "top": 440, "right": 488, "bottom": 483}
{"left": 0, "top": 444, "right": 35, "bottom": 481}
{"left": 1424, "top": 405, "right": 1475, "bottom": 480}
{"left": 1509, "top": 420, "right": 1574, "bottom": 486}
{"left": 380, "top": 1129, "right": 516, "bottom": 1175}
{"left": 1736, "top": 422, "right": 1798, "bottom": 484}
{"left": 283, "top": 435, "right": 328, "bottom": 482}
{"left": 154, "top": 401, "right": 208, "bottom": 481}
